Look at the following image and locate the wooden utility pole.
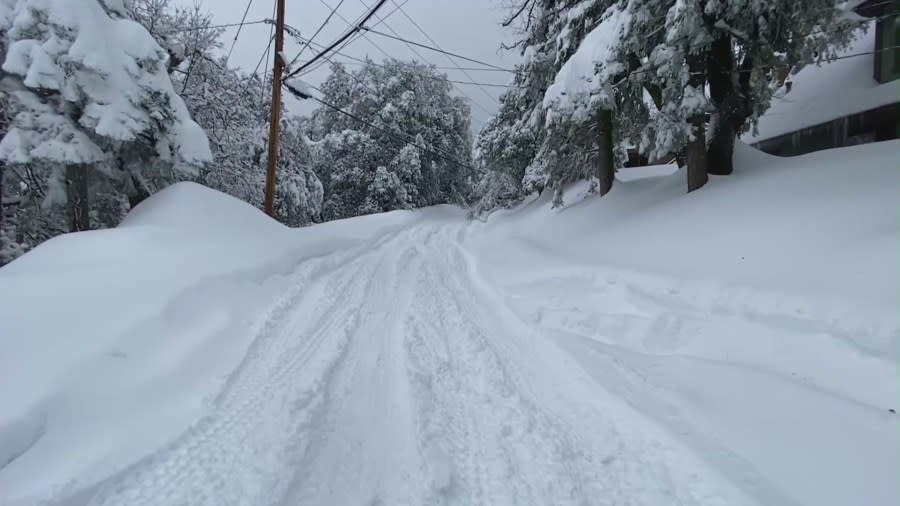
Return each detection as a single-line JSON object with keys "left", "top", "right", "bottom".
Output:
{"left": 263, "top": 0, "right": 286, "bottom": 217}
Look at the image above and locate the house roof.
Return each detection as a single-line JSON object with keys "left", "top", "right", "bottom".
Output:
{"left": 854, "top": 0, "right": 897, "bottom": 18}
{"left": 743, "top": 24, "right": 900, "bottom": 144}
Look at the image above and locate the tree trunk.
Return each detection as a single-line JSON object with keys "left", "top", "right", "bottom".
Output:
{"left": 686, "top": 52, "right": 708, "bottom": 192}
{"left": 128, "top": 172, "right": 152, "bottom": 209}
{"left": 596, "top": 108, "right": 615, "bottom": 196}
{"left": 706, "top": 114, "right": 735, "bottom": 174}
{"left": 706, "top": 34, "right": 735, "bottom": 175}
{"left": 687, "top": 123, "right": 708, "bottom": 191}
{"left": 66, "top": 164, "right": 89, "bottom": 232}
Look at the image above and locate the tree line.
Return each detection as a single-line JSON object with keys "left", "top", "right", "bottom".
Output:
{"left": 473, "top": 0, "right": 861, "bottom": 212}
{"left": 0, "top": 0, "right": 474, "bottom": 265}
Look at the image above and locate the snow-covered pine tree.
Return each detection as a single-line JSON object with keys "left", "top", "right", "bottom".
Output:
{"left": 312, "top": 129, "right": 380, "bottom": 220}
{"left": 541, "top": 0, "right": 633, "bottom": 197}
{"left": 307, "top": 59, "right": 473, "bottom": 219}
{"left": 474, "top": 74, "right": 536, "bottom": 199}
{"left": 389, "top": 143, "right": 422, "bottom": 206}
{"left": 477, "top": 0, "right": 863, "bottom": 213}
{"left": 689, "top": 0, "right": 860, "bottom": 174}
{"left": 125, "top": 0, "right": 283, "bottom": 217}
{"left": 361, "top": 166, "right": 410, "bottom": 214}
{"left": 0, "top": 0, "right": 212, "bottom": 232}
{"left": 486, "top": 0, "right": 635, "bottom": 205}
{"left": 485, "top": 0, "right": 563, "bottom": 197}
{"left": 274, "top": 116, "right": 323, "bottom": 226}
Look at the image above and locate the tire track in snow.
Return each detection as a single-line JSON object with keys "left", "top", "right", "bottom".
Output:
{"left": 77, "top": 229, "right": 416, "bottom": 506}
{"left": 284, "top": 226, "right": 433, "bottom": 505}
{"left": 55, "top": 221, "right": 761, "bottom": 506}
{"left": 406, "top": 230, "right": 601, "bottom": 505}
{"left": 400, "top": 224, "right": 756, "bottom": 506}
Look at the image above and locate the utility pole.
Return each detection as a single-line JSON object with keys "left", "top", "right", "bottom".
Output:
{"left": 263, "top": 0, "right": 286, "bottom": 217}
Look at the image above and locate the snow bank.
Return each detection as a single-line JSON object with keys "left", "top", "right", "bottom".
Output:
{"left": 479, "top": 140, "right": 900, "bottom": 357}
{"left": 0, "top": 182, "right": 423, "bottom": 500}
{"left": 744, "top": 24, "right": 900, "bottom": 142}
{"left": 474, "top": 140, "right": 899, "bottom": 506}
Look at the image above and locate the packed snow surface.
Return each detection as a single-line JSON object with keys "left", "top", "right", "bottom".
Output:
{"left": 1, "top": 141, "right": 897, "bottom": 505}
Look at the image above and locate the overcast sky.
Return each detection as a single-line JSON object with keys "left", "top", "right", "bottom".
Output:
{"left": 172, "top": 0, "right": 521, "bottom": 130}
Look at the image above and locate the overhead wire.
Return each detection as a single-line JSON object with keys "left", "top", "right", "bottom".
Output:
{"left": 286, "top": 0, "right": 349, "bottom": 71}
{"left": 159, "top": 19, "right": 270, "bottom": 35}
{"left": 290, "top": 0, "right": 414, "bottom": 77}
{"left": 283, "top": 81, "right": 478, "bottom": 173}
{"left": 225, "top": 0, "right": 255, "bottom": 64}
{"left": 353, "top": 0, "right": 496, "bottom": 115}
{"left": 360, "top": 26, "right": 514, "bottom": 72}
{"left": 259, "top": 0, "right": 278, "bottom": 105}
{"left": 313, "top": 0, "right": 393, "bottom": 60}
{"left": 383, "top": 0, "right": 503, "bottom": 105}
{"left": 283, "top": 29, "right": 524, "bottom": 89}
{"left": 283, "top": 0, "right": 390, "bottom": 80}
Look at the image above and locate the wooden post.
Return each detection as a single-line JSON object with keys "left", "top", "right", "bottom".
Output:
{"left": 263, "top": 0, "right": 286, "bottom": 217}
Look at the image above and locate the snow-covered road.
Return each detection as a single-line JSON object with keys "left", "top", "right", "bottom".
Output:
{"left": 60, "top": 222, "right": 756, "bottom": 506}
{"left": 4, "top": 143, "right": 898, "bottom": 506}
{"left": 27, "top": 208, "right": 886, "bottom": 506}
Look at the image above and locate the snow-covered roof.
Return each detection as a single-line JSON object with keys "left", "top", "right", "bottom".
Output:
{"left": 744, "top": 24, "right": 900, "bottom": 143}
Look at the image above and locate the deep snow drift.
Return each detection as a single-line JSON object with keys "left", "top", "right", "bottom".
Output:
{"left": 1, "top": 141, "right": 897, "bottom": 505}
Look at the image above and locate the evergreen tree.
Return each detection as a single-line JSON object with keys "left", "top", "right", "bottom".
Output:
{"left": 476, "top": 0, "right": 863, "bottom": 212}
{"left": 0, "top": 0, "right": 211, "bottom": 234}
{"left": 307, "top": 59, "right": 474, "bottom": 219}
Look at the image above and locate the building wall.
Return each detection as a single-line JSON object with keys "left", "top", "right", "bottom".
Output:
{"left": 753, "top": 103, "right": 899, "bottom": 157}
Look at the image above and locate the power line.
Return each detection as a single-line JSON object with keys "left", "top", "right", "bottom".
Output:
{"left": 282, "top": 26, "right": 521, "bottom": 116}
{"left": 225, "top": 0, "right": 255, "bottom": 64}
{"left": 385, "top": 0, "right": 501, "bottom": 105}
{"left": 251, "top": 33, "right": 276, "bottom": 77}
{"left": 447, "top": 80, "right": 521, "bottom": 88}
{"left": 368, "top": 0, "right": 412, "bottom": 30}
{"left": 284, "top": 28, "right": 517, "bottom": 82}
{"left": 354, "top": 0, "right": 496, "bottom": 115}
{"left": 285, "top": 0, "right": 390, "bottom": 77}
{"left": 260, "top": 0, "right": 278, "bottom": 104}
{"left": 284, "top": 0, "right": 390, "bottom": 80}
{"left": 314, "top": 0, "right": 393, "bottom": 61}
{"left": 293, "top": 0, "right": 413, "bottom": 77}
{"left": 283, "top": 81, "right": 477, "bottom": 172}
{"left": 159, "top": 19, "right": 270, "bottom": 35}
{"left": 313, "top": 56, "right": 515, "bottom": 73}
{"left": 292, "top": 0, "right": 409, "bottom": 75}
{"left": 360, "top": 26, "right": 514, "bottom": 72}
{"left": 287, "top": 0, "right": 349, "bottom": 71}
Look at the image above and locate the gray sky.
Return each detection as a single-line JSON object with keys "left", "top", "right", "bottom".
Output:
{"left": 173, "top": 0, "right": 521, "bottom": 130}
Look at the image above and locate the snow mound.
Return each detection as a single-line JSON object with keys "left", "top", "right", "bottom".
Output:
{"left": 0, "top": 181, "right": 423, "bottom": 501}
{"left": 120, "top": 182, "right": 284, "bottom": 233}
{"left": 480, "top": 140, "right": 900, "bottom": 357}
{"left": 474, "top": 140, "right": 899, "bottom": 506}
